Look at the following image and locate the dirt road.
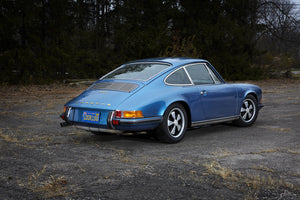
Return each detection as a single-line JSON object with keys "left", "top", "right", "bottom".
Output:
{"left": 0, "top": 80, "right": 299, "bottom": 199}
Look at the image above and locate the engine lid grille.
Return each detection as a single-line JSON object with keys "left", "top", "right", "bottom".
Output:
{"left": 89, "top": 82, "right": 139, "bottom": 92}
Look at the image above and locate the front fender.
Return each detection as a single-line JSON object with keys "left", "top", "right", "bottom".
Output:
{"left": 236, "top": 84, "right": 263, "bottom": 112}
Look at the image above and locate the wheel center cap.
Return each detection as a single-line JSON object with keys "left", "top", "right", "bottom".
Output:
{"left": 174, "top": 120, "right": 178, "bottom": 126}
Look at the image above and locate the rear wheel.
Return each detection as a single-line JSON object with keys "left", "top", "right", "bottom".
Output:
{"left": 234, "top": 95, "right": 258, "bottom": 127}
{"left": 156, "top": 103, "right": 188, "bottom": 143}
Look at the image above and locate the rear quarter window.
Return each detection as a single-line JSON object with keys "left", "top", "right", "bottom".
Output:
{"left": 165, "top": 68, "right": 192, "bottom": 85}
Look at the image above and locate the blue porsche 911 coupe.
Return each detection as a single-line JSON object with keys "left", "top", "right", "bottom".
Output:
{"left": 60, "top": 57, "right": 263, "bottom": 143}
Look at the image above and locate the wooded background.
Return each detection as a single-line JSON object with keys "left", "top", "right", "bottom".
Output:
{"left": 0, "top": 0, "right": 299, "bottom": 84}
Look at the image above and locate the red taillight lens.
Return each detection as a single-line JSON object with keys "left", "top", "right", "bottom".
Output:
{"left": 114, "top": 110, "right": 122, "bottom": 118}
{"left": 112, "top": 120, "right": 119, "bottom": 125}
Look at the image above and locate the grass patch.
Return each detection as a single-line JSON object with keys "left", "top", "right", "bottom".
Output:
{"left": 0, "top": 129, "right": 20, "bottom": 143}
{"left": 252, "top": 165, "right": 275, "bottom": 173}
{"left": 251, "top": 145, "right": 300, "bottom": 155}
{"left": 287, "top": 149, "right": 300, "bottom": 154}
{"left": 28, "top": 165, "right": 72, "bottom": 198}
{"left": 204, "top": 161, "right": 300, "bottom": 199}
{"left": 257, "top": 125, "right": 293, "bottom": 133}
{"left": 0, "top": 128, "right": 52, "bottom": 148}
{"left": 211, "top": 150, "right": 233, "bottom": 159}
{"left": 102, "top": 147, "right": 133, "bottom": 163}
{"left": 270, "top": 128, "right": 291, "bottom": 132}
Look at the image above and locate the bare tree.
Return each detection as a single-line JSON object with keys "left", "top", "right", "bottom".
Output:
{"left": 257, "top": 0, "right": 299, "bottom": 56}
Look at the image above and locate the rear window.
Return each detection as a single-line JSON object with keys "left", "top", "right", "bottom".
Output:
{"left": 103, "top": 63, "right": 170, "bottom": 81}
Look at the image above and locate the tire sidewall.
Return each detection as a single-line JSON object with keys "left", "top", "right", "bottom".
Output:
{"left": 236, "top": 95, "right": 258, "bottom": 127}
{"left": 157, "top": 103, "right": 188, "bottom": 143}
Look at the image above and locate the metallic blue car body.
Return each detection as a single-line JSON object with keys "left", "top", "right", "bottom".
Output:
{"left": 61, "top": 58, "right": 263, "bottom": 140}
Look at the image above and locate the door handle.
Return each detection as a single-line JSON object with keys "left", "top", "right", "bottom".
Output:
{"left": 200, "top": 91, "right": 208, "bottom": 95}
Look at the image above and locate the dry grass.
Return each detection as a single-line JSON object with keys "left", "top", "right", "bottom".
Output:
{"left": 287, "top": 96, "right": 300, "bottom": 100}
{"left": 251, "top": 145, "right": 300, "bottom": 155}
{"left": 211, "top": 150, "right": 233, "bottom": 159}
{"left": 76, "top": 164, "right": 86, "bottom": 173}
{"left": 0, "top": 129, "right": 20, "bottom": 143}
{"left": 287, "top": 149, "right": 300, "bottom": 154}
{"left": 204, "top": 161, "right": 299, "bottom": 193}
{"left": 252, "top": 165, "right": 275, "bottom": 173}
{"left": 25, "top": 136, "right": 51, "bottom": 142}
{"left": 0, "top": 128, "right": 52, "bottom": 148}
{"left": 204, "top": 161, "right": 241, "bottom": 182}
{"left": 257, "top": 125, "right": 293, "bottom": 133}
{"left": 270, "top": 127, "right": 292, "bottom": 132}
{"left": 101, "top": 147, "right": 133, "bottom": 163}
{"left": 0, "top": 110, "right": 58, "bottom": 119}
{"left": 0, "top": 111, "right": 30, "bottom": 118}
{"left": 28, "top": 165, "right": 72, "bottom": 198}
{"left": 41, "top": 101, "right": 56, "bottom": 110}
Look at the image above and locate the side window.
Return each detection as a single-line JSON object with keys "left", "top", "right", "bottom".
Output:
{"left": 207, "top": 66, "right": 222, "bottom": 84}
{"left": 185, "top": 64, "right": 214, "bottom": 85}
{"left": 165, "top": 68, "right": 192, "bottom": 85}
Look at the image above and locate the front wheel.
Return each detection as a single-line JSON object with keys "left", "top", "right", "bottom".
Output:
{"left": 234, "top": 95, "right": 258, "bottom": 127}
{"left": 156, "top": 103, "right": 188, "bottom": 143}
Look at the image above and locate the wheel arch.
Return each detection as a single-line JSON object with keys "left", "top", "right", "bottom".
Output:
{"left": 164, "top": 101, "right": 192, "bottom": 128}
{"left": 244, "top": 92, "right": 258, "bottom": 101}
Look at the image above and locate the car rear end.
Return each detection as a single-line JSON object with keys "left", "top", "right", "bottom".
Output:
{"left": 60, "top": 80, "right": 162, "bottom": 133}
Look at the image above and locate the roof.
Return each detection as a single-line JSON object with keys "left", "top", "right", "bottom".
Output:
{"left": 126, "top": 57, "right": 208, "bottom": 67}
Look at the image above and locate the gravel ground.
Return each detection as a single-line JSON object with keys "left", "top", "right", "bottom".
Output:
{"left": 0, "top": 79, "right": 299, "bottom": 200}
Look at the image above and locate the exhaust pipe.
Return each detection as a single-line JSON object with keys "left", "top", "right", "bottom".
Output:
{"left": 60, "top": 122, "right": 70, "bottom": 127}
{"left": 60, "top": 112, "right": 72, "bottom": 127}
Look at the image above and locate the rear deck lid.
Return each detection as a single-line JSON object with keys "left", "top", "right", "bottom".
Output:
{"left": 66, "top": 80, "right": 144, "bottom": 110}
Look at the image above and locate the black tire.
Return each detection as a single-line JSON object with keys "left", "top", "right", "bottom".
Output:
{"left": 156, "top": 103, "right": 188, "bottom": 143}
{"left": 234, "top": 95, "right": 258, "bottom": 127}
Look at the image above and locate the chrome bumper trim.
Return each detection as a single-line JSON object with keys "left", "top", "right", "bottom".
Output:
{"left": 119, "top": 117, "right": 162, "bottom": 124}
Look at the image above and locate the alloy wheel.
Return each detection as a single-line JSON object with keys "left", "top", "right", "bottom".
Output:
{"left": 240, "top": 98, "right": 256, "bottom": 123}
{"left": 167, "top": 108, "right": 185, "bottom": 138}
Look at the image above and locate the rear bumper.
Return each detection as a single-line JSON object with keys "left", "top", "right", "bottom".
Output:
{"left": 60, "top": 110, "right": 162, "bottom": 132}
{"left": 75, "top": 125, "right": 124, "bottom": 134}
{"left": 106, "top": 113, "right": 162, "bottom": 131}
{"left": 118, "top": 117, "right": 162, "bottom": 124}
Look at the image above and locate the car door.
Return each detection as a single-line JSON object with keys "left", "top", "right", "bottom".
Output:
{"left": 164, "top": 67, "right": 206, "bottom": 122}
{"left": 185, "top": 63, "right": 238, "bottom": 121}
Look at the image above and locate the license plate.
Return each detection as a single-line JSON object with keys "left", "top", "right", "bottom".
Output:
{"left": 82, "top": 111, "right": 100, "bottom": 123}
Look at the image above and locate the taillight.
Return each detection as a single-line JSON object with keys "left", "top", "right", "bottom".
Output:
{"left": 114, "top": 110, "right": 122, "bottom": 118}
{"left": 61, "top": 106, "right": 68, "bottom": 120}
{"left": 123, "top": 111, "right": 143, "bottom": 118}
{"left": 63, "top": 106, "right": 68, "bottom": 113}
{"left": 112, "top": 120, "right": 119, "bottom": 125}
{"left": 114, "top": 110, "right": 144, "bottom": 118}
